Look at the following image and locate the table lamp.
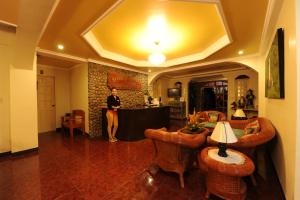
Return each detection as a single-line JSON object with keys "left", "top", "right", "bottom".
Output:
{"left": 233, "top": 109, "right": 246, "bottom": 118}
{"left": 211, "top": 121, "right": 237, "bottom": 157}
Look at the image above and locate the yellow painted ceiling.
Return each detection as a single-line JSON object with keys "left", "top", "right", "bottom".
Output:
{"left": 37, "top": 55, "right": 81, "bottom": 69}
{"left": 0, "top": 0, "right": 19, "bottom": 25}
{"left": 91, "top": 0, "right": 225, "bottom": 60}
{"left": 38, "top": 0, "right": 269, "bottom": 70}
{"left": 161, "top": 0, "right": 269, "bottom": 71}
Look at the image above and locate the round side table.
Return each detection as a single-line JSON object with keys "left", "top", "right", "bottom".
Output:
{"left": 200, "top": 147, "right": 255, "bottom": 200}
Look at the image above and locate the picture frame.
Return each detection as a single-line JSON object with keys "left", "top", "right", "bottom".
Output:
{"left": 265, "top": 28, "right": 284, "bottom": 99}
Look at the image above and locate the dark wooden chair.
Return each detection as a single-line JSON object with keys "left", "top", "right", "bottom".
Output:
{"left": 61, "top": 110, "right": 85, "bottom": 138}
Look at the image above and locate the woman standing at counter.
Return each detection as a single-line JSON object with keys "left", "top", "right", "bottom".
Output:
{"left": 106, "top": 88, "right": 120, "bottom": 142}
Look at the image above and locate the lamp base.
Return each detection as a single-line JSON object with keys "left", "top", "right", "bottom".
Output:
{"left": 218, "top": 143, "right": 228, "bottom": 157}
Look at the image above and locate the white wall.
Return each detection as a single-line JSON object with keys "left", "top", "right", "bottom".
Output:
{"left": 152, "top": 77, "right": 170, "bottom": 104}
{"left": 234, "top": 1, "right": 299, "bottom": 198}
{"left": 9, "top": 0, "right": 57, "bottom": 153}
{"left": 70, "top": 63, "right": 89, "bottom": 134}
{"left": 0, "top": 27, "right": 14, "bottom": 153}
{"left": 10, "top": 59, "right": 39, "bottom": 153}
{"left": 0, "top": 0, "right": 57, "bottom": 153}
{"left": 37, "top": 65, "right": 71, "bottom": 128}
{"left": 294, "top": 0, "right": 300, "bottom": 197}
{"left": 0, "top": 27, "right": 40, "bottom": 153}
{"left": 263, "top": 0, "right": 297, "bottom": 199}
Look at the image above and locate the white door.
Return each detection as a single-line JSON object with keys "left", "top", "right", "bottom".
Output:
{"left": 37, "top": 75, "right": 56, "bottom": 133}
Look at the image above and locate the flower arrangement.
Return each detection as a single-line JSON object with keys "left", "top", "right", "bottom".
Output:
{"left": 185, "top": 111, "right": 203, "bottom": 133}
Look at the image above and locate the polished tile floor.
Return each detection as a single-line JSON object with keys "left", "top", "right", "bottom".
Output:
{"left": 0, "top": 130, "right": 283, "bottom": 200}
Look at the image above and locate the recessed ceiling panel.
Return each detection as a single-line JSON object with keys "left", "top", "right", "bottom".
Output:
{"left": 84, "top": 0, "right": 231, "bottom": 67}
{"left": 38, "top": 0, "right": 268, "bottom": 70}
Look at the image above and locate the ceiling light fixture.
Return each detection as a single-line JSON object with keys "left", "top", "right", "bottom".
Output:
{"left": 148, "top": 52, "right": 165, "bottom": 65}
{"left": 238, "top": 50, "right": 244, "bottom": 55}
{"left": 148, "top": 41, "right": 166, "bottom": 65}
{"left": 57, "top": 44, "right": 64, "bottom": 50}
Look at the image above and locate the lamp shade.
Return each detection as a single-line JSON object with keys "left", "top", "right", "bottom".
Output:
{"left": 233, "top": 109, "right": 246, "bottom": 117}
{"left": 211, "top": 121, "right": 237, "bottom": 144}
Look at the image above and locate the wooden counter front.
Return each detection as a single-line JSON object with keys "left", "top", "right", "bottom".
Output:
{"left": 102, "top": 106, "right": 170, "bottom": 141}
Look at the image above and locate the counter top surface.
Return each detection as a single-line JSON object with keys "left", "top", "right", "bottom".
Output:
{"left": 102, "top": 106, "right": 169, "bottom": 110}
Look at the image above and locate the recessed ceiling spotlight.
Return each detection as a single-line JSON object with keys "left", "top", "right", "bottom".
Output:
{"left": 57, "top": 44, "right": 64, "bottom": 50}
{"left": 148, "top": 69, "right": 152, "bottom": 73}
{"left": 238, "top": 50, "right": 244, "bottom": 55}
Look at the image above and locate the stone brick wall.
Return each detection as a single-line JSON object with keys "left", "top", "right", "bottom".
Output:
{"left": 88, "top": 62, "right": 148, "bottom": 137}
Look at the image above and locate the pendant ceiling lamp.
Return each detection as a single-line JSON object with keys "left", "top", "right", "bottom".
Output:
{"left": 148, "top": 41, "right": 165, "bottom": 65}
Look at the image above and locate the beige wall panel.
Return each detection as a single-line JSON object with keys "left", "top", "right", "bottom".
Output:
{"left": 264, "top": 0, "right": 297, "bottom": 199}
{"left": 70, "top": 63, "right": 89, "bottom": 134}
{"left": 10, "top": 59, "right": 39, "bottom": 153}
{"left": 0, "top": 29, "right": 15, "bottom": 153}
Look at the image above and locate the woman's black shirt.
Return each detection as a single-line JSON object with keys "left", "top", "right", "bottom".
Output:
{"left": 107, "top": 95, "right": 121, "bottom": 110}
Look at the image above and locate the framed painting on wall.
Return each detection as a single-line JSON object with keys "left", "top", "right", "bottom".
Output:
{"left": 265, "top": 28, "right": 284, "bottom": 99}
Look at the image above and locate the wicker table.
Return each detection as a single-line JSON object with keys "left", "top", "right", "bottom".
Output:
{"left": 200, "top": 147, "right": 255, "bottom": 200}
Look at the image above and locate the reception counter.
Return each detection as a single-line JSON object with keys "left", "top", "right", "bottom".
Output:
{"left": 102, "top": 106, "right": 170, "bottom": 141}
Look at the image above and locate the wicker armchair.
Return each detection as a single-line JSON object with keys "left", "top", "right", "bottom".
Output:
{"left": 144, "top": 127, "right": 209, "bottom": 188}
{"left": 196, "top": 110, "right": 226, "bottom": 122}
{"left": 207, "top": 117, "right": 275, "bottom": 154}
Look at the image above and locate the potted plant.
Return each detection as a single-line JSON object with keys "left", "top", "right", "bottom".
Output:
{"left": 180, "top": 111, "right": 204, "bottom": 134}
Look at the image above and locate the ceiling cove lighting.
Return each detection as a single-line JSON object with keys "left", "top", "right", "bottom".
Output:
{"left": 57, "top": 44, "right": 64, "bottom": 50}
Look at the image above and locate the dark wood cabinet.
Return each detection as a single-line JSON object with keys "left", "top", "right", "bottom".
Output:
{"left": 168, "top": 101, "right": 186, "bottom": 120}
{"left": 102, "top": 106, "right": 170, "bottom": 141}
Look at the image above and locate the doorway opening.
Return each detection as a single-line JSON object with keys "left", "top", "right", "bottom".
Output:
{"left": 188, "top": 80, "right": 228, "bottom": 114}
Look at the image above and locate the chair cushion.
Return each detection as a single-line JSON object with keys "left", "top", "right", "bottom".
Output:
{"left": 244, "top": 120, "right": 260, "bottom": 135}
{"left": 208, "top": 113, "right": 219, "bottom": 122}
{"left": 64, "top": 113, "right": 71, "bottom": 122}
{"left": 232, "top": 128, "right": 245, "bottom": 138}
{"left": 74, "top": 115, "right": 83, "bottom": 123}
{"left": 200, "top": 122, "right": 217, "bottom": 128}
